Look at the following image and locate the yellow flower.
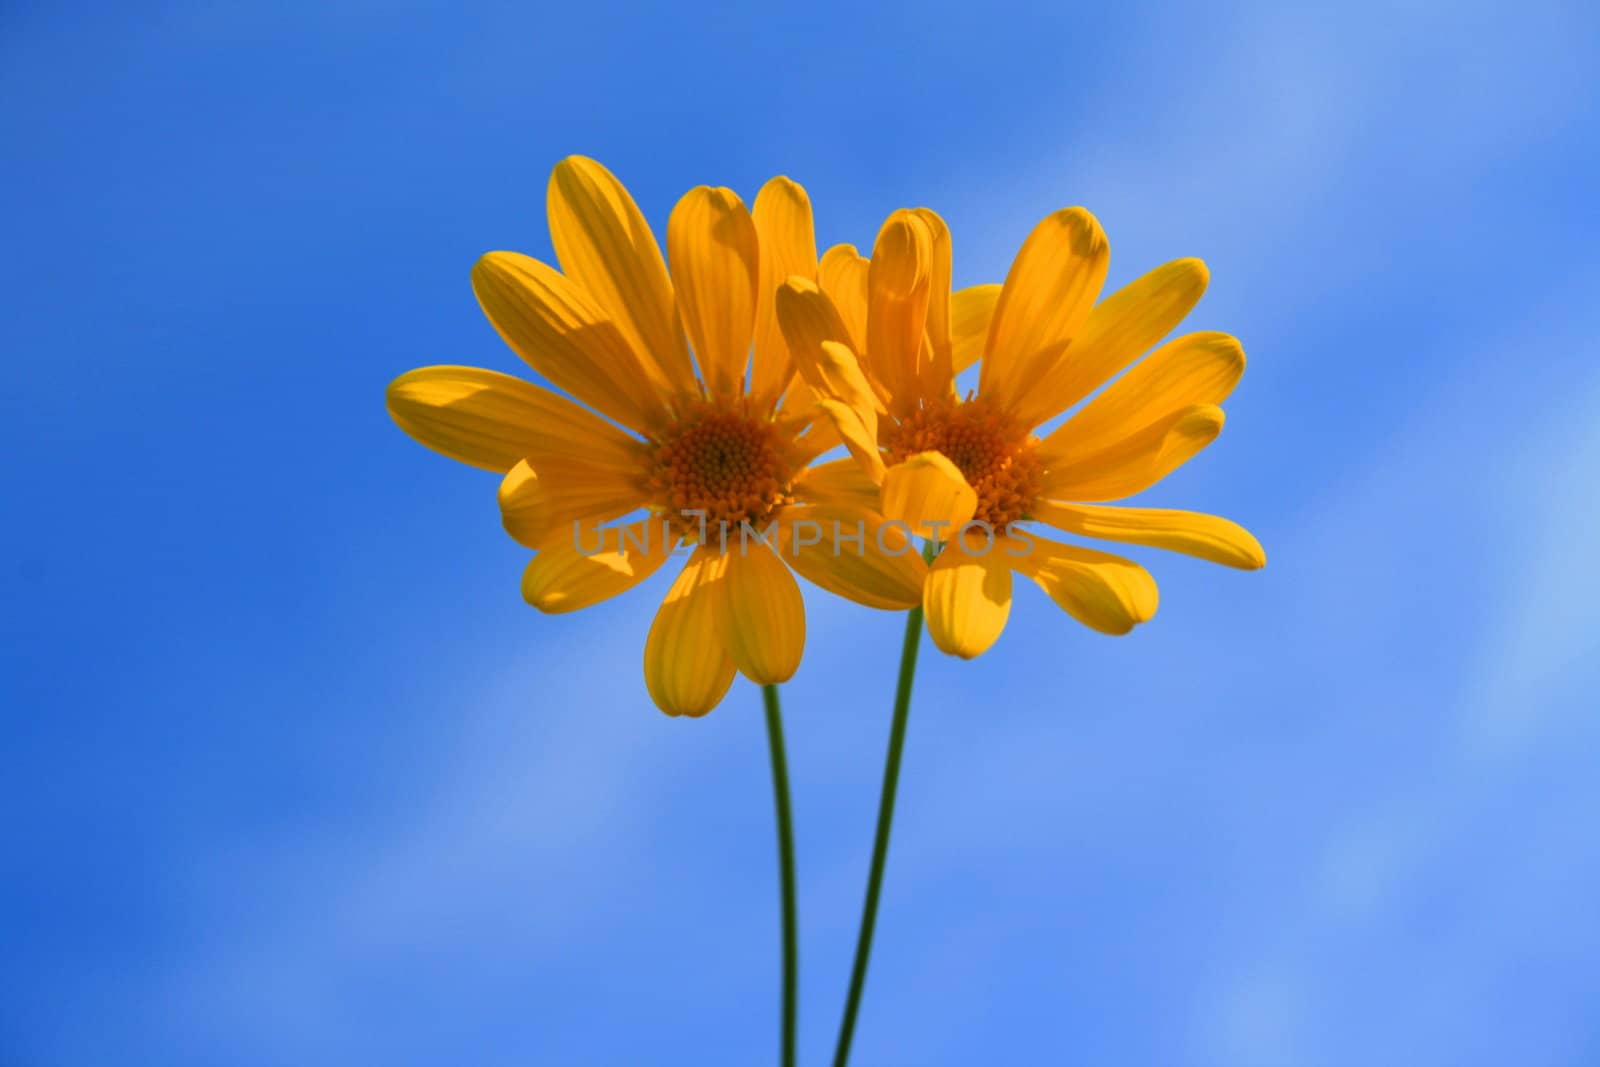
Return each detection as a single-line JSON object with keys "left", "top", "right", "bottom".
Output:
{"left": 775, "top": 205, "right": 1265, "bottom": 658}
{"left": 387, "top": 157, "right": 925, "bottom": 716}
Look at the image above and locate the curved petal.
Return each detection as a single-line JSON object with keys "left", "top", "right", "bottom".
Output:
{"left": 867, "top": 210, "right": 934, "bottom": 413}
{"left": 386, "top": 365, "right": 642, "bottom": 473}
{"left": 794, "top": 456, "right": 881, "bottom": 509}
{"left": 668, "top": 186, "right": 760, "bottom": 398}
{"left": 750, "top": 177, "right": 819, "bottom": 407}
{"left": 1031, "top": 501, "right": 1265, "bottom": 570}
{"left": 1010, "top": 533, "right": 1158, "bottom": 635}
{"left": 768, "top": 279, "right": 870, "bottom": 404}
{"left": 777, "top": 504, "right": 926, "bottom": 610}
{"left": 1039, "top": 331, "right": 1243, "bottom": 462}
{"left": 1040, "top": 404, "right": 1225, "bottom": 503}
{"left": 546, "top": 156, "right": 696, "bottom": 397}
{"left": 951, "top": 284, "right": 1001, "bottom": 374}
{"left": 471, "top": 251, "right": 669, "bottom": 433}
{"left": 643, "top": 549, "right": 738, "bottom": 717}
{"left": 879, "top": 451, "right": 977, "bottom": 541}
{"left": 522, "top": 517, "right": 679, "bottom": 613}
{"left": 1017, "top": 258, "right": 1211, "bottom": 428}
{"left": 816, "top": 398, "right": 886, "bottom": 483}
{"left": 911, "top": 207, "right": 955, "bottom": 400}
{"left": 715, "top": 538, "right": 805, "bottom": 684}
{"left": 818, "top": 243, "right": 869, "bottom": 353}
{"left": 499, "top": 458, "right": 648, "bottom": 548}
{"left": 979, "top": 207, "right": 1109, "bottom": 414}
{"left": 777, "top": 280, "right": 892, "bottom": 416}
{"left": 813, "top": 340, "right": 880, "bottom": 436}
{"left": 924, "top": 532, "right": 1013, "bottom": 659}
{"left": 787, "top": 390, "right": 843, "bottom": 463}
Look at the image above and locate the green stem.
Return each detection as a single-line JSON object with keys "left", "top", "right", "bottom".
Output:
{"left": 762, "top": 684, "right": 799, "bottom": 1067}
{"left": 832, "top": 542, "right": 935, "bottom": 1067}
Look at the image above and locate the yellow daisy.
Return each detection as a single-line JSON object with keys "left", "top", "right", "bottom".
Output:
{"left": 387, "top": 157, "right": 925, "bottom": 716}
{"left": 775, "top": 205, "right": 1265, "bottom": 659}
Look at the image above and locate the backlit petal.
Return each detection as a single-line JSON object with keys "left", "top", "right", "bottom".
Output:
{"left": 668, "top": 186, "right": 760, "bottom": 398}
{"left": 471, "top": 251, "right": 668, "bottom": 433}
{"left": 951, "top": 284, "right": 1001, "bottom": 374}
{"left": 794, "top": 457, "right": 880, "bottom": 509}
{"left": 750, "top": 177, "right": 819, "bottom": 407}
{"left": 498, "top": 458, "right": 647, "bottom": 548}
{"left": 1040, "top": 404, "right": 1225, "bottom": 503}
{"left": 979, "top": 208, "right": 1109, "bottom": 413}
{"left": 912, "top": 208, "right": 955, "bottom": 400}
{"left": 643, "top": 549, "right": 737, "bottom": 717}
{"left": 775, "top": 278, "right": 865, "bottom": 403}
{"left": 879, "top": 451, "right": 977, "bottom": 541}
{"left": 386, "top": 365, "right": 642, "bottom": 473}
{"left": 546, "top": 156, "right": 696, "bottom": 396}
{"left": 814, "top": 340, "right": 880, "bottom": 437}
{"left": 818, "top": 243, "right": 869, "bottom": 352}
{"left": 924, "top": 532, "right": 1013, "bottom": 658}
{"left": 1014, "top": 257, "right": 1209, "bottom": 429}
{"left": 1031, "top": 502, "right": 1265, "bottom": 570}
{"left": 1038, "top": 331, "right": 1243, "bottom": 462}
{"left": 716, "top": 539, "right": 805, "bottom": 684}
{"left": 777, "top": 503, "right": 926, "bottom": 610}
{"left": 522, "top": 517, "right": 679, "bottom": 613}
{"left": 1010, "top": 533, "right": 1158, "bottom": 634}
{"left": 816, "top": 398, "right": 886, "bottom": 483}
{"left": 867, "top": 211, "right": 934, "bottom": 413}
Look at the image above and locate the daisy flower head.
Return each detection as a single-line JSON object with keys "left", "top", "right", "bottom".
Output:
{"left": 387, "top": 157, "right": 925, "bottom": 716}
{"left": 775, "top": 204, "right": 1264, "bottom": 659}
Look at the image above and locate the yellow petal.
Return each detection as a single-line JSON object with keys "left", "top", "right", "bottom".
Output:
{"left": 386, "top": 365, "right": 643, "bottom": 473}
{"left": 1038, "top": 331, "right": 1243, "bottom": 463}
{"left": 546, "top": 156, "right": 697, "bottom": 397}
{"left": 522, "top": 517, "right": 679, "bottom": 613}
{"left": 879, "top": 451, "right": 977, "bottom": 541}
{"left": 786, "top": 386, "right": 843, "bottom": 463}
{"left": 924, "top": 532, "right": 1013, "bottom": 659}
{"left": 978, "top": 208, "right": 1109, "bottom": 413}
{"left": 643, "top": 549, "right": 737, "bottom": 717}
{"left": 1031, "top": 502, "right": 1265, "bottom": 570}
{"left": 777, "top": 504, "right": 926, "bottom": 610}
{"left": 794, "top": 456, "right": 881, "bottom": 509}
{"left": 816, "top": 398, "right": 886, "bottom": 483}
{"left": 667, "top": 186, "right": 760, "bottom": 398}
{"left": 911, "top": 207, "right": 955, "bottom": 400}
{"left": 1014, "top": 258, "right": 1208, "bottom": 429}
{"left": 1040, "top": 404, "right": 1224, "bottom": 503}
{"left": 815, "top": 340, "right": 880, "bottom": 437}
{"left": 867, "top": 211, "right": 934, "bottom": 414}
{"left": 818, "top": 243, "right": 870, "bottom": 353}
{"left": 775, "top": 277, "right": 859, "bottom": 395}
{"left": 775, "top": 280, "right": 883, "bottom": 424}
{"left": 715, "top": 539, "right": 805, "bottom": 684}
{"left": 498, "top": 458, "right": 647, "bottom": 548}
{"left": 471, "top": 251, "right": 668, "bottom": 433}
{"left": 951, "top": 284, "right": 1001, "bottom": 374}
{"left": 1010, "top": 534, "right": 1158, "bottom": 635}
{"left": 749, "top": 177, "right": 819, "bottom": 407}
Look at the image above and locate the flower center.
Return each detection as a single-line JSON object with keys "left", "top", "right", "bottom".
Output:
{"left": 884, "top": 398, "right": 1043, "bottom": 530}
{"left": 646, "top": 401, "right": 796, "bottom": 532}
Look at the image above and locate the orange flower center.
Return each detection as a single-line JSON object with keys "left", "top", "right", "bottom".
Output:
{"left": 646, "top": 401, "right": 796, "bottom": 532}
{"left": 884, "top": 398, "right": 1043, "bottom": 530}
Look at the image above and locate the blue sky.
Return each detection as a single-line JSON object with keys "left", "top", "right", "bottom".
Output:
{"left": 4, "top": 1, "right": 1599, "bottom": 1064}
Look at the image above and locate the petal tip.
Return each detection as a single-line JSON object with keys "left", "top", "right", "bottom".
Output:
{"left": 1174, "top": 256, "right": 1210, "bottom": 286}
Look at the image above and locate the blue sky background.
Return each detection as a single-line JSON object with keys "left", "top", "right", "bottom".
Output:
{"left": 4, "top": 1, "right": 1599, "bottom": 1064}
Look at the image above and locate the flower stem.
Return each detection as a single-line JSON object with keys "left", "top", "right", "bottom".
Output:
{"left": 832, "top": 543, "right": 934, "bottom": 1067}
{"left": 762, "top": 683, "right": 799, "bottom": 1067}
